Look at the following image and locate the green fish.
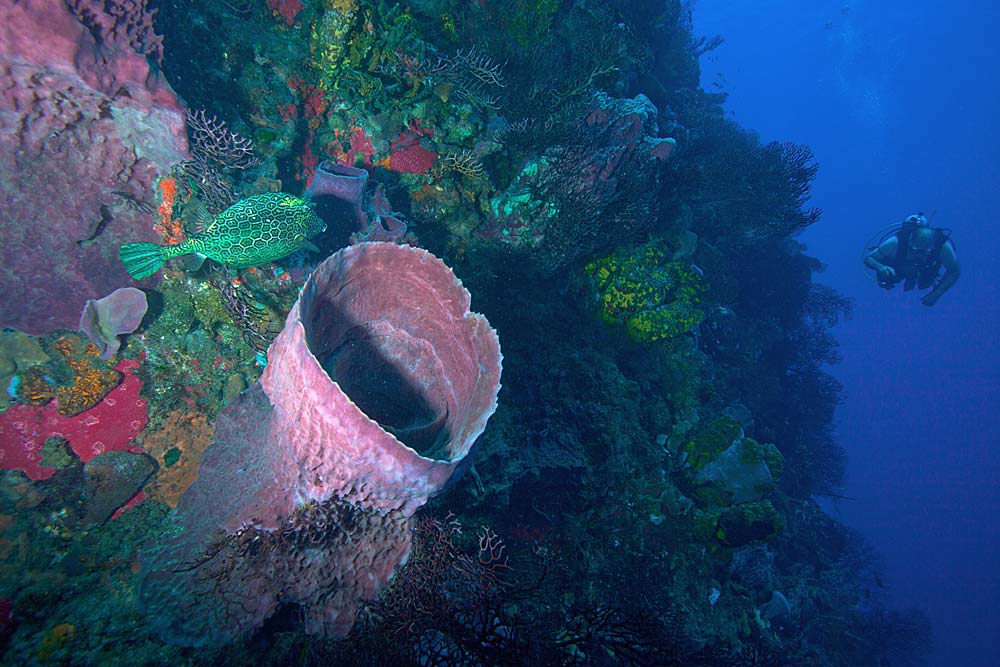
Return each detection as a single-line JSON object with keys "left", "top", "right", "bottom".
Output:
{"left": 119, "top": 193, "right": 327, "bottom": 280}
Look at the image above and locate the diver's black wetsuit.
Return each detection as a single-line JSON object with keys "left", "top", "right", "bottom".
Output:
{"left": 876, "top": 224, "right": 948, "bottom": 291}
{"left": 863, "top": 221, "right": 960, "bottom": 306}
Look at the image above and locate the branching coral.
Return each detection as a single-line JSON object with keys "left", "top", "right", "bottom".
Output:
{"left": 497, "top": 0, "right": 560, "bottom": 48}
{"left": 369, "top": 514, "right": 512, "bottom": 647}
{"left": 175, "top": 109, "right": 260, "bottom": 214}
{"left": 213, "top": 275, "right": 287, "bottom": 352}
{"left": 185, "top": 109, "right": 260, "bottom": 171}
{"left": 429, "top": 48, "right": 506, "bottom": 110}
{"left": 431, "top": 149, "right": 486, "bottom": 179}
{"left": 484, "top": 4, "right": 646, "bottom": 126}
{"left": 383, "top": 46, "right": 506, "bottom": 111}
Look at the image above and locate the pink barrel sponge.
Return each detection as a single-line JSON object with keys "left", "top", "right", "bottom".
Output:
{"left": 262, "top": 242, "right": 502, "bottom": 515}
{"left": 139, "top": 243, "right": 502, "bottom": 646}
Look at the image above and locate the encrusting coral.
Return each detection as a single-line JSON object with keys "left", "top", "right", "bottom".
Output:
{"left": 140, "top": 410, "right": 214, "bottom": 508}
{"left": 585, "top": 241, "right": 705, "bottom": 342}
{"left": 17, "top": 336, "right": 123, "bottom": 417}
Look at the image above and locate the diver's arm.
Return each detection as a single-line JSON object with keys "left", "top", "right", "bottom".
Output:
{"left": 864, "top": 238, "right": 897, "bottom": 279}
{"left": 921, "top": 243, "right": 960, "bottom": 306}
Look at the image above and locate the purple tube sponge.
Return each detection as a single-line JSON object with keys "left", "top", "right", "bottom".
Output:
{"left": 304, "top": 161, "right": 369, "bottom": 224}
{"left": 305, "top": 161, "right": 408, "bottom": 243}
{"left": 365, "top": 183, "right": 408, "bottom": 242}
{"left": 79, "top": 287, "right": 148, "bottom": 359}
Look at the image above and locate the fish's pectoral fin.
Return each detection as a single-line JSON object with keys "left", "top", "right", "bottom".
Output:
{"left": 303, "top": 240, "right": 320, "bottom": 253}
{"left": 179, "top": 253, "right": 207, "bottom": 272}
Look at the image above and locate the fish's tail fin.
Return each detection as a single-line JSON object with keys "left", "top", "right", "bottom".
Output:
{"left": 119, "top": 242, "right": 165, "bottom": 280}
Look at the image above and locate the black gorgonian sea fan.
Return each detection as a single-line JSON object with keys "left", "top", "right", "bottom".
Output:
{"left": 214, "top": 277, "right": 281, "bottom": 352}
{"left": 175, "top": 109, "right": 260, "bottom": 213}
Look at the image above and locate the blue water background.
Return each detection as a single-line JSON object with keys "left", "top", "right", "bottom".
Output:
{"left": 694, "top": 2, "right": 1000, "bottom": 665}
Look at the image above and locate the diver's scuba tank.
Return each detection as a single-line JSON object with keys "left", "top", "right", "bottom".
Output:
{"left": 861, "top": 222, "right": 904, "bottom": 286}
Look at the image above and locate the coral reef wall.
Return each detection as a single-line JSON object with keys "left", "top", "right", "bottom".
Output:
{"left": 0, "top": 1, "right": 932, "bottom": 665}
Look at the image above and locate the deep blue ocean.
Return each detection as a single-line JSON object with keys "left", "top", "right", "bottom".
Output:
{"left": 696, "top": 2, "right": 1000, "bottom": 665}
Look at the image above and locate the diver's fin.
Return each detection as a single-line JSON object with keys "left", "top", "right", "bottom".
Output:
{"left": 119, "top": 242, "right": 166, "bottom": 280}
{"left": 179, "top": 253, "right": 207, "bottom": 272}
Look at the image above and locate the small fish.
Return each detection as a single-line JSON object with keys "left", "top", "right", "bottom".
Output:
{"left": 119, "top": 193, "right": 326, "bottom": 280}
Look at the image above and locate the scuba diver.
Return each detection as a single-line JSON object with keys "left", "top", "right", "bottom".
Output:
{"left": 863, "top": 213, "right": 960, "bottom": 307}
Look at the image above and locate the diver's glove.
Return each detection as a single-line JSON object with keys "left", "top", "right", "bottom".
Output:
{"left": 876, "top": 264, "right": 896, "bottom": 281}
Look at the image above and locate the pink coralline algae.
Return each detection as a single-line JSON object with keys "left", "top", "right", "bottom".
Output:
{"left": 387, "top": 128, "right": 438, "bottom": 174}
{"left": 138, "top": 243, "right": 502, "bottom": 646}
{"left": 348, "top": 125, "right": 377, "bottom": 167}
{"left": 266, "top": 0, "right": 304, "bottom": 26}
{"left": 0, "top": 359, "right": 148, "bottom": 481}
{"left": 0, "top": 0, "right": 188, "bottom": 335}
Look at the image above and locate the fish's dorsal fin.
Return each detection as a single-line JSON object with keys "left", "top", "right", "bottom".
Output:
{"left": 184, "top": 197, "right": 215, "bottom": 235}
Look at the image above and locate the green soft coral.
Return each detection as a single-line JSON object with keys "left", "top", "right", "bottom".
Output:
{"left": 716, "top": 500, "right": 785, "bottom": 547}
{"left": 584, "top": 242, "right": 705, "bottom": 343}
{"left": 507, "top": 0, "right": 560, "bottom": 47}
{"left": 309, "top": 0, "right": 420, "bottom": 94}
{"left": 683, "top": 415, "right": 743, "bottom": 471}
{"left": 739, "top": 437, "right": 785, "bottom": 482}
